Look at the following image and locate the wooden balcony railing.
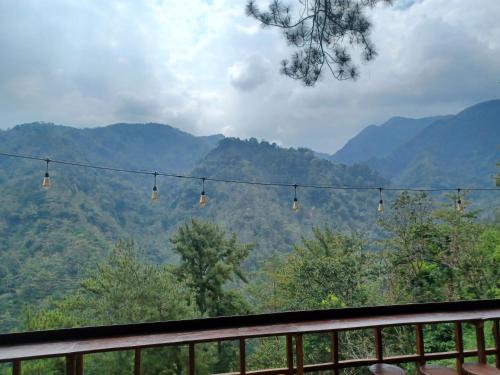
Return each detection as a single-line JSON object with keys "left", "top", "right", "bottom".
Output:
{"left": 0, "top": 299, "right": 499, "bottom": 374}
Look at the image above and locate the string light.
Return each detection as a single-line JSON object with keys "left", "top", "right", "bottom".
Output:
{"left": 151, "top": 172, "right": 159, "bottom": 202}
{"left": 456, "top": 188, "right": 464, "bottom": 214}
{"left": 42, "top": 159, "right": 50, "bottom": 189}
{"left": 0, "top": 151, "right": 499, "bottom": 209}
{"left": 199, "top": 178, "right": 207, "bottom": 208}
{"left": 292, "top": 184, "right": 299, "bottom": 211}
{"left": 378, "top": 188, "right": 384, "bottom": 213}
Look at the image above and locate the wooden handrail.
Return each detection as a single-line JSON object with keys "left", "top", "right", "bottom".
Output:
{"left": 0, "top": 299, "right": 499, "bottom": 374}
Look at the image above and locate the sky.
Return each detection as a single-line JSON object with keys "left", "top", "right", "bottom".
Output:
{"left": 1, "top": 0, "right": 500, "bottom": 153}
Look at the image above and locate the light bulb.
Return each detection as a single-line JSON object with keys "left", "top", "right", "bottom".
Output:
{"left": 42, "top": 172, "right": 50, "bottom": 189}
{"left": 199, "top": 191, "right": 207, "bottom": 208}
{"left": 378, "top": 200, "right": 384, "bottom": 213}
{"left": 292, "top": 197, "right": 299, "bottom": 211}
{"left": 151, "top": 186, "right": 159, "bottom": 202}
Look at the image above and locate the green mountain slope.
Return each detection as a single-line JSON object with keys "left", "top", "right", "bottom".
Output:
{"left": 329, "top": 100, "right": 500, "bottom": 189}
{"left": 0, "top": 126, "right": 385, "bottom": 332}
{"left": 0, "top": 122, "right": 223, "bottom": 330}
{"left": 370, "top": 100, "right": 500, "bottom": 187}
{"left": 166, "top": 138, "right": 386, "bottom": 264}
{"left": 331, "top": 116, "right": 448, "bottom": 165}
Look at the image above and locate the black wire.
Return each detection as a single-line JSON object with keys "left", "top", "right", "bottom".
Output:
{"left": 1, "top": 151, "right": 500, "bottom": 193}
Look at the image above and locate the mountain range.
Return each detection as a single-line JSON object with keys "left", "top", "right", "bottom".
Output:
{"left": 330, "top": 99, "right": 500, "bottom": 188}
{"left": 0, "top": 99, "right": 499, "bottom": 331}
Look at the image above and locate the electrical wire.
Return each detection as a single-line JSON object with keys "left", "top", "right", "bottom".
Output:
{"left": 1, "top": 150, "right": 499, "bottom": 193}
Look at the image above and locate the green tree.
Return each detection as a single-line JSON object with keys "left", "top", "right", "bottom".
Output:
{"left": 170, "top": 219, "right": 253, "bottom": 373}
{"left": 171, "top": 219, "right": 253, "bottom": 317}
{"left": 23, "top": 240, "right": 196, "bottom": 375}
{"left": 270, "top": 227, "right": 370, "bottom": 310}
{"left": 378, "top": 192, "right": 447, "bottom": 303}
{"left": 249, "top": 227, "right": 375, "bottom": 370}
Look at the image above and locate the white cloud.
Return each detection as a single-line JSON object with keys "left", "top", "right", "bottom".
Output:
{"left": 0, "top": 0, "right": 500, "bottom": 153}
{"left": 229, "top": 54, "right": 271, "bottom": 91}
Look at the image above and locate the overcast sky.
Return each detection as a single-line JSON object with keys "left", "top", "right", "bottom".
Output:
{"left": 1, "top": 0, "right": 499, "bottom": 153}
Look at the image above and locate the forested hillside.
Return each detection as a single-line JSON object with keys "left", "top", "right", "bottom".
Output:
{"left": 331, "top": 100, "right": 500, "bottom": 187}
{"left": 0, "top": 126, "right": 385, "bottom": 331}
{"left": 0, "top": 115, "right": 499, "bottom": 375}
{"left": 331, "top": 116, "right": 447, "bottom": 165}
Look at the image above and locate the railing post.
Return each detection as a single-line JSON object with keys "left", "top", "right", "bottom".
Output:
{"left": 475, "top": 321, "right": 487, "bottom": 364}
{"left": 332, "top": 331, "right": 339, "bottom": 375}
{"left": 239, "top": 338, "right": 246, "bottom": 375}
{"left": 12, "top": 360, "right": 20, "bottom": 375}
{"left": 134, "top": 349, "right": 141, "bottom": 375}
{"left": 374, "top": 327, "right": 383, "bottom": 362}
{"left": 189, "top": 343, "right": 195, "bottom": 375}
{"left": 286, "top": 334, "right": 294, "bottom": 375}
{"left": 66, "top": 355, "right": 76, "bottom": 375}
{"left": 296, "top": 334, "right": 304, "bottom": 375}
{"left": 493, "top": 320, "right": 500, "bottom": 369}
{"left": 416, "top": 324, "right": 425, "bottom": 373}
{"left": 76, "top": 354, "right": 83, "bottom": 375}
{"left": 455, "top": 322, "right": 464, "bottom": 375}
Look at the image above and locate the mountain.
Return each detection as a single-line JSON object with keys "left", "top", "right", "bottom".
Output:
{"left": 330, "top": 100, "right": 500, "bottom": 188}
{"left": 330, "top": 116, "right": 448, "bottom": 165}
{"left": 371, "top": 100, "right": 500, "bottom": 187}
{"left": 0, "top": 126, "right": 385, "bottom": 332}
{"left": 0, "top": 122, "right": 223, "bottom": 172}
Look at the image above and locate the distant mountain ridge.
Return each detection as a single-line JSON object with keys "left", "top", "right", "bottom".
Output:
{"left": 331, "top": 100, "right": 500, "bottom": 188}
{"left": 330, "top": 115, "right": 450, "bottom": 165}
{"left": 4, "top": 122, "right": 224, "bottom": 172}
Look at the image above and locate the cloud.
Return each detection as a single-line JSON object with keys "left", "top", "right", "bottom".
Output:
{"left": 0, "top": 0, "right": 499, "bottom": 153}
{"left": 229, "top": 54, "right": 271, "bottom": 91}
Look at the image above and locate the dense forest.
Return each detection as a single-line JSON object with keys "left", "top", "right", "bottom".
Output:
{"left": 0, "top": 101, "right": 499, "bottom": 374}
{"left": 1, "top": 192, "right": 498, "bottom": 374}
{"left": 0, "top": 129, "right": 386, "bottom": 331}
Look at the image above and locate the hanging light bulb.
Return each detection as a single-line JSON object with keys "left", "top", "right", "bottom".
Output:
{"left": 292, "top": 184, "right": 299, "bottom": 211}
{"left": 151, "top": 172, "right": 159, "bottom": 202}
{"left": 456, "top": 188, "right": 464, "bottom": 214}
{"left": 378, "top": 188, "right": 384, "bottom": 213}
{"left": 42, "top": 159, "right": 50, "bottom": 189}
{"left": 199, "top": 178, "right": 207, "bottom": 208}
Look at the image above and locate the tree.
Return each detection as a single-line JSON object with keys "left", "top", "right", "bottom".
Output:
{"left": 246, "top": 0, "right": 392, "bottom": 86}
{"left": 378, "top": 192, "right": 448, "bottom": 303}
{"left": 170, "top": 219, "right": 253, "bottom": 317}
{"left": 23, "top": 240, "right": 197, "bottom": 374}
{"left": 249, "top": 227, "right": 375, "bottom": 368}
{"left": 170, "top": 219, "right": 253, "bottom": 373}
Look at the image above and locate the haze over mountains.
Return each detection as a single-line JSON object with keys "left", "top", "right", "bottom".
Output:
{"left": 0, "top": 99, "right": 498, "bottom": 331}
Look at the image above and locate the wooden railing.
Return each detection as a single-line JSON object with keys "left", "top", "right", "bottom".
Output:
{"left": 0, "top": 299, "right": 499, "bottom": 374}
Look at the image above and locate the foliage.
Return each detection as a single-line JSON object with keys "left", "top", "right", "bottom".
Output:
{"left": 170, "top": 219, "right": 254, "bottom": 374}
{"left": 379, "top": 192, "right": 499, "bottom": 303}
{"left": 246, "top": 0, "right": 391, "bottom": 85}
{"left": 378, "top": 192, "right": 446, "bottom": 303}
{"left": 171, "top": 219, "right": 253, "bottom": 317}
{"left": 1, "top": 121, "right": 499, "bottom": 373}
{"left": 21, "top": 240, "right": 196, "bottom": 374}
{"left": 0, "top": 125, "right": 386, "bottom": 332}
{"left": 248, "top": 227, "right": 377, "bottom": 369}
{"left": 266, "top": 227, "right": 371, "bottom": 310}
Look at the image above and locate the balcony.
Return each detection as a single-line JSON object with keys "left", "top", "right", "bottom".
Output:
{"left": 0, "top": 299, "right": 499, "bottom": 375}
